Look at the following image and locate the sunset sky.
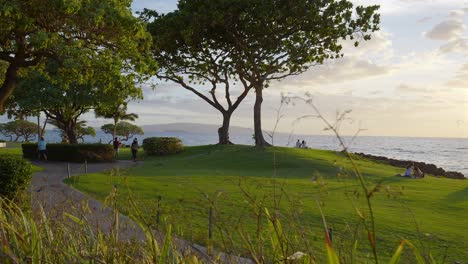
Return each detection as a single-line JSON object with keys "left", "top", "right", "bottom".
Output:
{"left": 3, "top": 0, "right": 467, "bottom": 138}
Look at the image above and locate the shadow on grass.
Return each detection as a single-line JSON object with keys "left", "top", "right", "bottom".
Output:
{"left": 444, "top": 187, "right": 468, "bottom": 203}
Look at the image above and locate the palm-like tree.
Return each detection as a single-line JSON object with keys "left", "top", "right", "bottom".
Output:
{"left": 48, "top": 119, "right": 93, "bottom": 143}
{"left": 95, "top": 103, "right": 138, "bottom": 140}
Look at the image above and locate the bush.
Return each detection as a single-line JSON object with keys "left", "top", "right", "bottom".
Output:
{"left": 22, "top": 143, "right": 38, "bottom": 159}
{"left": 0, "top": 139, "right": 6, "bottom": 143}
{"left": 0, "top": 155, "right": 32, "bottom": 200}
{"left": 143, "top": 137, "right": 184, "bottom": 156}
{"left": 22, "top": 143, "right": 113, "bottom": 162}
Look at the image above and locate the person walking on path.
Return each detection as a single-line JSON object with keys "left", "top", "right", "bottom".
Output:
{"left": 38, "top": 137, "right": 47, "bottom": 161}
{"left": 131, "top": 138, "right": 139, "bottom": 162}
{"left": 113, "top": 137, "right": 121, "bottom": 160}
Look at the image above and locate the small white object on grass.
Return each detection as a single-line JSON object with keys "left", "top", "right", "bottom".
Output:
{"left": 287, "top": 251, "right": 307, "bottom": 260}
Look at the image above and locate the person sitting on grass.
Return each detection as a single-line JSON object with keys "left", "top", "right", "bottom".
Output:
{"left": 113, "top": 137, "right": 121, "bottom": 160}
{"left": 403, "top": 164, "right": 413, "bottom": 177}
{"left": 38, "top": 137, "right": 47, "bottom": 161}
{"left": 131, "top": 138, "right": 139, "bottom": 162}
{"left": 414, "top": 166, "right": 425, "bottom": 178}
{"left": 295, "top": 139, "right": 301, "bottom": 148}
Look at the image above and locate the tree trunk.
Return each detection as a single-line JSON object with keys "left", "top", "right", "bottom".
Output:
{"left": 218, "top": 111, "right": 233, "bottom": 145}
{"left": 65, "top": 124, "right": 78, "bottom": 144}
{"left": 253, "top": 84, "right": 270, "bottom": 148}
{"left": 0, "top": 64, "right": 19, "bottom": 112}
{"left": 37, "top": 115, "right": 41, "bottom": 141}
{"left": 41, "top": 116, "right": 48, "bottom": 138}
{"left": 113, "top": 123, "right": 117, "bottom": 140}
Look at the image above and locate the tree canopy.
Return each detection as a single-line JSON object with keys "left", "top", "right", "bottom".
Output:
{"left": 174, "top": 0, "right": 380, "bottom": 147}
{"left": 6, "top": 55, "right": 143, "bottom": 143}
{"left": 101, "top": 121, "right": 143, "bottom": 142}
{"left": 0, "top": 0, "right": 153, "bottom": 111}
{"left": 0, "top": 119, "right": 37, "bottom": 142}
{"left": 144, "top": 8, "right": 252, "bottom": 144}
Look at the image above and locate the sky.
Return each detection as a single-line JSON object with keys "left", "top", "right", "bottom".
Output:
{"left": 3, "top": 0, "right": 468, "bottom": 138}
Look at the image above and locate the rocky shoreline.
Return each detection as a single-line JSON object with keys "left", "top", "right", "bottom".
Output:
{"left": 353, "top": 152, "right": 466, "bottom": 180}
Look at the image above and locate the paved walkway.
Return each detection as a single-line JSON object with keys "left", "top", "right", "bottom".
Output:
{"left": 30, "top": 160, "right": 252, "bottom": 264}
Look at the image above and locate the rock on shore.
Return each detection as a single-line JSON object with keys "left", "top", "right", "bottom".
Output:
{"left": 353, "top": 152, "right": 465, "bottom": 180}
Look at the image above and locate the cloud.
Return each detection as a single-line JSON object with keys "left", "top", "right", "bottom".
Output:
{"left": 424, "top": 19, "right": 465, "bottom": 40}
{"left": 424, "top": 7, "right": 468, "bottom": 58}
{"left": 396, "top": 83, "right": 433, "bottom": 93}
{"left": 445, "top": 63, "right": 468, "bottom": 88}
{"left": 417, "top": 16, "right": 432, "bottom": 23}
{"left": 439, "top": 38, "right": 468, "bottom": 55}
{"left": 273, "top": 31, "right": 394, "bottom": 88}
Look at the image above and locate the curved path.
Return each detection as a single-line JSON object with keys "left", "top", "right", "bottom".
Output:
{"left": 30, "top": 160, "right": 252, "bottom": 264}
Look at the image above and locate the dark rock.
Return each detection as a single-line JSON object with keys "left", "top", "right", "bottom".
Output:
{"left": 353, "top": 152, "right": 465, "bottom": 180}
{"left": 446, "top": 171, "right": 465, "bottom": 179}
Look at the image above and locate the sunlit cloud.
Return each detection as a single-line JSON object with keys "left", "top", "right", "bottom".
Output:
{"left": 446, "top": 63, "right": 468, "bottom": 89}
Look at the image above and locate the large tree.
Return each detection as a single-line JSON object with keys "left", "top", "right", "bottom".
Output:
{"left": 101, "top": 121, "right": 143, "bottom": 142}
{"left": 7, "top": 56, "right": 143, "bottom": 143}
{"left": 144, "top": 9, "right": 252, "bottom": 144}
{"left": 0, "top": 120, "right": 37, "bottom": 142}
{"left": 95, "top": 102, "right": 139, "bottom": 140}
{"left": 0, "top": 0, "right": 152, "bottom": 111}
{"left": 176, "top": 0, "right": 380, "bottom": 148}
{"left": 48, "top": 119, "right": 95, "bottom": 143}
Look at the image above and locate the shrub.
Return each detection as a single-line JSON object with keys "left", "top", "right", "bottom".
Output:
{"left": 22, "top": 143, "right": 113, "bottom": 162}
{"left": 0, "top": 139, "right": 6, "bottom": 143}
{"left": 143, "top": 137, "right": 183, "bottom": 156}
{"left": 0, "top": 155, "right": 32, "bottom": 200}
{"left": 22, "top": 143, "right": 38, "bottom": 159}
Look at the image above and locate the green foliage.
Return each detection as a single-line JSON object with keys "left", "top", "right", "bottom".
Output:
{"left": 145, "top": 8, "right": 252, "bottom": 145}
{"left": 75, "top": 125, "right": 96, "bottom": 142}
{"left": 164, "top": 0, "right": 380, "bottom": 146}
{"left": 142, "top": 137, "right": 183, "bottom": 156}
{"left": 8, "top": 55, "right": 144, "bottom": 143}
{"left": 0, "top": 139, "right": 5, "bottom": 142}
{"left": 0, "top": 155, "right": 32, "bottom": 200}
{"left": 0, "top": 0, "right": 154, "bottom": 111}
{"left": 22, "top": 143, "right": 113, "bottom": 162}
{"left": 95, "top": 103, "right": 139, "bottom": 127}
{"left": 0, "top": 120, "right": 37, "bottom": 142}
{"left": 21, "top": 143, "right": 38, "bottom": 159}
{"left": 101, "top": 121, "right": 144, "bottom": 142}
{"left": 0, "top": 198, "right": 203, "bottom": 263}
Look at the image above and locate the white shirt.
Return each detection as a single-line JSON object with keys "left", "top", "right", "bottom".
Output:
{"left": 403, "top": 166, "right": 413, "bottom": 177}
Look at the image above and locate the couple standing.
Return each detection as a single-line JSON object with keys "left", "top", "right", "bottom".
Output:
{"left": 113, "top": 137, "right": 139, "bottom": 162}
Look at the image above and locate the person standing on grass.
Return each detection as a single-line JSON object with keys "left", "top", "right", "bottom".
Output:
{"left": 113, "top": 137, "right": 121, "bottom": 160}
{"left": 38, "top": 137, "right": 47, "bottom": 161}
{"left": 131, "top": 138, "right": 139, "bottom": 162}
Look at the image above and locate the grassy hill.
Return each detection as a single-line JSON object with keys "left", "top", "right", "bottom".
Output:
{"left": 68, "top": 145, "right": 468, "bottom": 263}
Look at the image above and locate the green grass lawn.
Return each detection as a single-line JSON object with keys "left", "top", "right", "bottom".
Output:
{"left": 0, "top": 147, "right": 22, "bottom": 156}
{"left": 68, "top": 145, "right": 468, "bottom": 263}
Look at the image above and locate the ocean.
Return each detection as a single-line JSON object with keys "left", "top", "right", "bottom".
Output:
{"left": 2, "top": 130, "right": 467, "bottom": 177}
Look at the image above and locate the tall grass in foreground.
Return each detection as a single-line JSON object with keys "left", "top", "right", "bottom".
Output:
{"left": 0, "top": 197, "right": 203, "bottom": 264}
